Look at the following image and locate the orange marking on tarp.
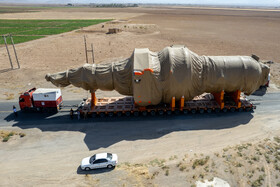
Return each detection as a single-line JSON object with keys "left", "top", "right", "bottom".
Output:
{"left": 134, "top": 72, "right": 143, "bottom": 75}
{"left": 144, "top": 68, "right": 153, "bottom": 73}
{"left": 138, "top": 101, "right": 142, "bottom": 103}
{"left": 148, "top": 101, "right": 151, "bottom": 103}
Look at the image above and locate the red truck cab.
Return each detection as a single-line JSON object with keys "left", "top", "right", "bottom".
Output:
{"left": 19, "top": 88, "right": 63, "bottom": 112}
{"left": 19, "top": 88, "right": 36, "bottom": 110}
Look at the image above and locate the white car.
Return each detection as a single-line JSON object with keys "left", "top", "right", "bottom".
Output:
{"left": 81, "top": 153, "right": 118, "bottom": 170}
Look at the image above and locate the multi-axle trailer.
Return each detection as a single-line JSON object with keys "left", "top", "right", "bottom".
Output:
{"left": 78, "top": 90, "right": 255, "bottom": 117}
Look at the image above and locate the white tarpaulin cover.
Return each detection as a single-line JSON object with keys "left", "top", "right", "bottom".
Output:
{"left": 46, "top": 46, "right": 269, "bottom": 106}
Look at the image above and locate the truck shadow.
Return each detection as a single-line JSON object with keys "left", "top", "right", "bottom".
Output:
{"left": 6, "top": 110, "right": 254, "bottom": 151}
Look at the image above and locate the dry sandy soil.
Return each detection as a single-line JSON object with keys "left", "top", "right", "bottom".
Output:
{"left": 0, "top": 6, "right": 280, "bottom": 100}
{"left": 0, "top": 6, "right": 280, "bottom": 187}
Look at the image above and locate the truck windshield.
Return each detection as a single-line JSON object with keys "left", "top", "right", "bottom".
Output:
{"left": 107, "top": 153, "right": 112, "bottom": 160}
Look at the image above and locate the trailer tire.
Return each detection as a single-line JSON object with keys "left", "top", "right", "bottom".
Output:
{"left": 100, "top": 112, "right": 106, "bottom": 118}
{"left": 175, "top": 110, "right": 180, "bottom": 115}
{"left": 215, "top": 108, "right": 220, "bottom": 113}
{"left": 92, "top": 112, "right": 97, "bottom": 118}
{"left": 230, "top": 108, "right": 236, "bottom": 112}
{"left": 166, "top": 110, "right": 172, "bottom": 115}
{"left": 199, "top": 109, "right": 204, "bottom": 114}
{"left": 207, "top": 108, "right": 212, "bottom": 113}
{"left": 238, "top": 108, "right": 243, "bottom": 112}
{"left": 150, "top": 110, "right": 156, "bottom": 116}
{"left": 108, "top": 112, "right": 114, "bottom": 117}
{"left": 134, "top": 111, "right": 139, "bottom": 117}
{"left": 246, "top": 107, "right": 252, "bottom": 112}
{"left": 125, "top": 111, "right": 131, "bottom": 117}
{"left": 222, "top": 108, "right": 228, "bottom": 113}
{"left": 191, "top": 109, "right": 196, "bottom": 114}
{"left": 183, "top": 109, "right": 188, "bottom": 115}
{"left": 117, "top": 112, "right": 122, "bottom": 117}
{"left": 142, "top": 111, "right": 147, "bottom": 116}
{"left": 158, "top": 110, "right": 164, "bottom": 115}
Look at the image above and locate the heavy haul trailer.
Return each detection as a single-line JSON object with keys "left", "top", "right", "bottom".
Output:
{"left": 19, "top": 88, "right": 63, "bottom": 113}
{"left": 78, "top": 90, "right": 255, "bottom": 117}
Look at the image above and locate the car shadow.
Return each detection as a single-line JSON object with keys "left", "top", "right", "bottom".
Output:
{"left": 76, "top": 165, "right": 115, "bottom": 175}
{"left": 6, "top": 109, "right": 254, "bottom": 151}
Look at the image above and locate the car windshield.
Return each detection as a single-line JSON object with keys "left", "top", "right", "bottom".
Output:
{"left": 90, "top": 155, "right": 96, "bottom": 163}
{"left": 107, "top": 153, "right": 112, "bottom": 160}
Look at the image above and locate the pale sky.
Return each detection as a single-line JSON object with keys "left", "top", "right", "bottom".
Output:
{"left": 0, "top": 0, "right": 280, "bottom": 6}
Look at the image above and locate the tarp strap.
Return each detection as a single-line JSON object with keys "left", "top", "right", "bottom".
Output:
{"left": 111, "top": 63, "right": 114, "bottom": 89}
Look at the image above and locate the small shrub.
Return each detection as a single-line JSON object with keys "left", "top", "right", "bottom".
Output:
{"left": 223, "top": 148, "right": 229, "bottom": 152}
{"left": 192, "top": 156, "right": 210, "bottom": 169}
{"left": 235, "top": 163, "right": 243, "bottom": 167}
{"left": 274, "top": 137, "right": 280, "bottom": 143}
{"left": 2, "top": 136, "right": 10, "bottom": 142}
{"left": 251, "top": 156, "right": 260, "bottom": 162}
{"left": 180, "top": 165, "right": 187, "bottom": 171}
{"left": 251, "top": 175, "right": 265, "bottom": 187}
{"left": 237, "top": 152, "right": 243, "bottom": 157}
{"left": 151, "top": 171, "right": 159, "bottom": 179}
{"left": 169, "top": 155, "right": 178, "bottom": 161}
{"left": 19, "top": 133, "right": 26, "bottom": 137}
{"left": 199, "top": 173, "right": 204, "bottom": 179}
{"left": 161, "top": 166, "right": 169, "bottom": 170}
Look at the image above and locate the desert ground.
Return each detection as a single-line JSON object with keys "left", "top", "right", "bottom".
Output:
{"left": 0, "top": 5, "right": 280, "bottom": 187}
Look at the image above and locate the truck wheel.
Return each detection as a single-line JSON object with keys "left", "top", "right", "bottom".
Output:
{"left": 117, "top": 112, "right": 122, "bottom": 117}
{"left": 199, "top": 109, "right": 204, "bottom": 114}
{"left": 108, "top": 112, "right": 114, "bottom": 117}
{"left": 230, "top": 108, "right": 236, "bottom": 112}
{"left": 238, "top": 108, "right": 243, "bottom": 112}
{"left": 222, "top": 108, "right": 228, "bottom": 113}
{"left": 207, "top": 108, "right": 212, "bottom": 113}
{"left": 166, "top": 110, "right": 172, "bottom": 115}
{"left": 150, "top": 110, "right": 156, "bottom": 116}
{"left": 134, "top": 111, "right": 139, "bottom": 117}
{"left": 183, "top": 110, "right": 188, "bottom": 115}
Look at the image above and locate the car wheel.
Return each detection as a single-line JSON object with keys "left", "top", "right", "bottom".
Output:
{"left": 85, "top": 167, "right": 90, "bottom": 171}
{"left": 107, "top": 164, "right": 113, "bottom": 169}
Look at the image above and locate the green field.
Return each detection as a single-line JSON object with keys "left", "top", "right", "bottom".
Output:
{"left": 0, "top": 19, "right": 111, "bottom": 44}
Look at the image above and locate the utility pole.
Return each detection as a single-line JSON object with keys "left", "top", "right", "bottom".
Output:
{"left": 84, "top": 35, "right": 95, "bottom": 64}
{"left": 2, "top": 35, "right": 13, "bottom": 69}
{"left": 2, "top": 34, "right": 20, "bottom": 69}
